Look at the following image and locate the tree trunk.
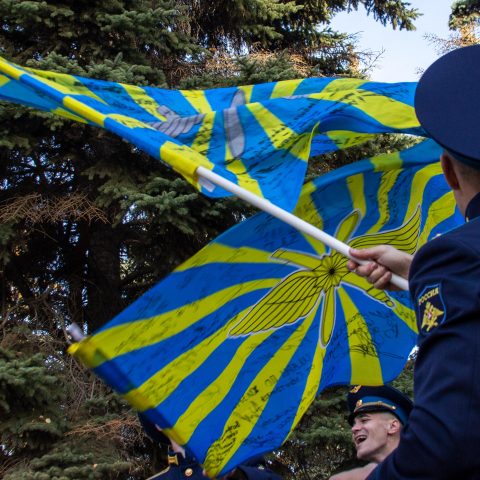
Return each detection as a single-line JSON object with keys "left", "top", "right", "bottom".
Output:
{"left": 85, "top": 220, "right": 123, "bottom": 333}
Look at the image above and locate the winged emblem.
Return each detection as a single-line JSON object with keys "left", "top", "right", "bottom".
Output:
{"left": 229, "top": 207, "right": 421, "bottom": 346}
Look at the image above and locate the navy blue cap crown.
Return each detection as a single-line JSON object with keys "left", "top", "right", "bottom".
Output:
{"left": 347, "top": 385, "right": 413, "bottom": 426}
{"left": 415, "top": 45, "right": 480, "bottom": 168}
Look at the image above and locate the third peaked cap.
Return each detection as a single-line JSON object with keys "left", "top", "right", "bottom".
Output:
{"left": 347, "top": 385, "right": 413, "bottom": 426}
{"left": 415, "top": 45, "right": 480, "bottom": 168}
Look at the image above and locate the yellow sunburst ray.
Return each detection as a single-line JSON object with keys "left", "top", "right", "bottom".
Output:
{"left": 417, "top": 192, "right": 457, "bottom": 245}
{"left": 338, "top": 289, "right": 383, "bottom": 385}
{"left": 335, "top": 210, "right": 361, "bottom": 243}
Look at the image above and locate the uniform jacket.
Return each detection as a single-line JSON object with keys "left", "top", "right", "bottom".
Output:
{"left": 368, "top": 192, "right": 480, "bottom": 479}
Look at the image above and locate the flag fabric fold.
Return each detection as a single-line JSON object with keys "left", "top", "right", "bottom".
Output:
{"left": 0, "top": 56, "right": 423, "bottom": 210}
{"left": 69, "top": 139, "right": 462, "bottom": 477}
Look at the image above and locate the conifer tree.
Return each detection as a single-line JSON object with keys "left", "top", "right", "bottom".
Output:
{"left": 423, "top": 0, "right": 479, "bottom": 55}
{"left": 450, "top": 0, "right": 480, "bottom": 29}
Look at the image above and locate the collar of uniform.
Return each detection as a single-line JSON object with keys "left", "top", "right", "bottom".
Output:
{"left": 465, "top": 192, "right": 480, "bottom": 222}
{"left": 167, "top": 450, "right": 180, "bottom": 466}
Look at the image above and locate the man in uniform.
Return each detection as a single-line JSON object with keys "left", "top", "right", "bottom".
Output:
{"left": 330, "top": 385, "right": 412, "bottom": 480}
{"left": 348, "top": 45, "right": 480, "bottom": 478}
{"left": 139, "top": 414, "right": 282, "bottom": 479}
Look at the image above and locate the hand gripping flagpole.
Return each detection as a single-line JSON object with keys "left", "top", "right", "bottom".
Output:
{"left": 196, "top": 166, "right": 409, "bottom": 291}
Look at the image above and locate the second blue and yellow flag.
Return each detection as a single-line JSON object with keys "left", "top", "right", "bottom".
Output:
{"left": 69, "top": 140, "right": 461, "bottom": 477}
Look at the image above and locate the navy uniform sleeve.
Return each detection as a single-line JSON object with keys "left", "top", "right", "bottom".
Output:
{"left": 367, "top": 231, "right": 480, "bottom": 479}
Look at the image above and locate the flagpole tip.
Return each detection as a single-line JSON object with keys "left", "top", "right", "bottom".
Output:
{"left": 67, "top": 323, "right": 86, "bottom": 342}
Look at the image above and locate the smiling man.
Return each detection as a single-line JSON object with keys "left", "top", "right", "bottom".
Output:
{"left": 330, "top": 385, "right": 413, "bottom": 480}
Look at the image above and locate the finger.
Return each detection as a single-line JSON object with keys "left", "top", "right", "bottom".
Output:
{"left": 374, "top": 270, "right": 393, "bottom": 290}
{"left": 367, "top": 265, "right": 389, "bottom": 285}
{"left": 349, "top": 247, "right": 379, "bottom": 260}
{"left": 347, "top": 260, "right": 359, "bottom": 271}
{"left": 350, "top": 246, "right": 388, "bottom": 261}
{"left": 355, "top": 262, "right": 377, "bottom": 278}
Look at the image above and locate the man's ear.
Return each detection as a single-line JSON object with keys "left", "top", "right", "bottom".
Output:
{"left": 387, "top": 418, "right": 401, "bottom": 435}
{"left": 441, "top": 151, "right": 460, "bottom": 190}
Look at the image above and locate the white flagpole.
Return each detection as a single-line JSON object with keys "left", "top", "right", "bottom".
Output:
{"left": 196, "top": 166, "right": 409, "bottom": 291}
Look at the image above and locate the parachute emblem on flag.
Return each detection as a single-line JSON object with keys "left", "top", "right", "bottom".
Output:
{"left": 229, "top": 206, "right": 421, "bottom": 345}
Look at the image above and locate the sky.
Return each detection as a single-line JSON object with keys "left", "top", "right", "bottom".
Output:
{"left": 330, "top": 0, "right": 455, "bottom": 82}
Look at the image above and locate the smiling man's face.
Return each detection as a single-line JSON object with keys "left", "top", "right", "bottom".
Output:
{"left": 351, "top": 411, "right": 399, "bottom": 463}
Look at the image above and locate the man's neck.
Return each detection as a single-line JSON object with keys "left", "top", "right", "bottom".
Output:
{"left": 465, "top": 191, "right": 480, "bottom": 221}
{"left": 369, "top": 437, "right": 399, "bottom": 464}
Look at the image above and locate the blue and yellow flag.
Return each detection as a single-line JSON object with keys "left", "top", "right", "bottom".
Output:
{"left": 0, "top": 56, "right": 422, "bottom": 210}
{"left": 69, "top": 139, "right": 462, "bottom": 477}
